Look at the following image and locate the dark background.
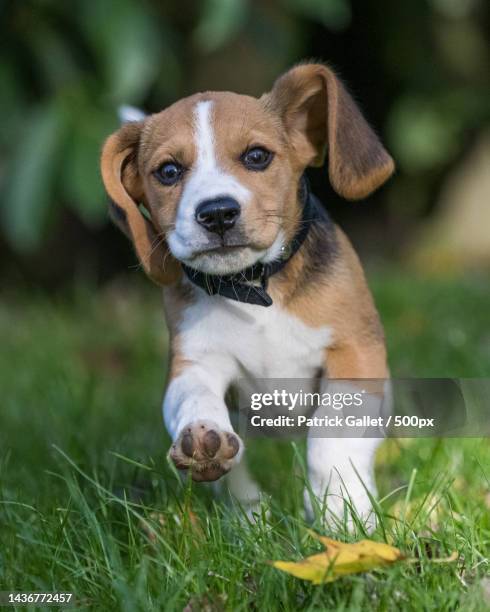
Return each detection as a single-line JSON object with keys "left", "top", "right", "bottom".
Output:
{"left": 1, "top": 0, "right": 489, "bottom": 288}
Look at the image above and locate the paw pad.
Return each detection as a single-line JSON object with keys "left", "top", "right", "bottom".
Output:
{"left": 169, "top": 420, "right": 242, "bottom": 482}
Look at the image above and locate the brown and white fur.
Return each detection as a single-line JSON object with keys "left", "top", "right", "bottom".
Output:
{"left": 101, "top": 63, "right": 394, "bottom": 527}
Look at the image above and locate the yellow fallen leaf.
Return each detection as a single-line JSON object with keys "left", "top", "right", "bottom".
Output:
{"left": 272, "top": 532, "right": 457, "bottom": 584}
{"left": 308, "top": 530, "right": 402, "bottom": 562}
{"left": 273, "top": 533, "right": 404, "bottom": 584}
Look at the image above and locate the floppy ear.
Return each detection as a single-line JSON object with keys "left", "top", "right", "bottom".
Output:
{"left": 267, "top": 63, "right": 394, "bottom": 200}
{"left": 100, "top": 122, "right": 180, "bottom": 285}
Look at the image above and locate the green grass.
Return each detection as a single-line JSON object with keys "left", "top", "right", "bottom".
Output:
{"left": 1, "top": 269, "right": 489, "bottom": 611}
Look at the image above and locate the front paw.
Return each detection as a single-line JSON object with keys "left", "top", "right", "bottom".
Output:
{"left": 169, "top": 420, "right": 243, "bottom": 482}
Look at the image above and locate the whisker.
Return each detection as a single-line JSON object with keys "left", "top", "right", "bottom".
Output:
{"left": 230, "top": 276, "right": 240, "bottom": 302}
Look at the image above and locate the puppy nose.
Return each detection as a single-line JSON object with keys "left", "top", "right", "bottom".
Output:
{"left": 195, "top": 197, "right": 241, "bottom": 235}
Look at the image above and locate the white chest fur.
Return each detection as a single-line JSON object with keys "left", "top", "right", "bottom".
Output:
{"left": 177, "top": 291, "right": 333, "bottom": 380}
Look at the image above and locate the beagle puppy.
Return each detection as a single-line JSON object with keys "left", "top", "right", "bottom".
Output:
{"left": 101, "top": 63, "right": 394, "bottom": 525}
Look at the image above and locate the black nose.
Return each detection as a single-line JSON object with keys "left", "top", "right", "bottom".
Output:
{"left": 195, "top": 197, "right": 241, "bottom": 236}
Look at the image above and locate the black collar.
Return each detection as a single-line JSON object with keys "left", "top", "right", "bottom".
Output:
{"left": 181, "top": 176, "right": 318, "bottom": 307}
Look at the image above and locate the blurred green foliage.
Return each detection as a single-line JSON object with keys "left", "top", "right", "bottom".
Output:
{"left": 0, "top": 0, "right": 488, "bottom": 257}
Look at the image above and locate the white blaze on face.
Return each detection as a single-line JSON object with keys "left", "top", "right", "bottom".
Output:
{"left": 167, "top": 100, "right": 251, "bottom": 261}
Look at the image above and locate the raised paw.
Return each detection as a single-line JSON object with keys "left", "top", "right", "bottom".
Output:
{"left": 169, "top": 420, "right": 243, "bottom": 482}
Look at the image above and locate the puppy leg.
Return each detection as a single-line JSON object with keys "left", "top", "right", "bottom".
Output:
{"left": 224, "top": 459, "right": 262, "bottom": 513}
{"left": 164, "top": 362, "right": 243, "bottom": 482}
{"left": 305, "top": 344, "right": 388, "bottom": 529}
{"left": 306, "top": 435, "right": 381, "bottom": 529}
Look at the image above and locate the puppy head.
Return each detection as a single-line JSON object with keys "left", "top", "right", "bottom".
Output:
{"left": 101, "top": 63, "right": 394, "bottom": 282}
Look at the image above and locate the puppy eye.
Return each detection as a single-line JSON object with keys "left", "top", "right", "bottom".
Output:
{"left": 241, "top": 147, "right": 273, "bottom": 171}
{"left": 154, "top": 161, "right": 184, "bottom": 186}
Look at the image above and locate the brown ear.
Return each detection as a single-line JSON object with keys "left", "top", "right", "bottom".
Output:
{"left": 100, "top": 122, "right": 180, "bottom": 285}
{"left": 267, "top": 63, "right": 395, "bottom": 200}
